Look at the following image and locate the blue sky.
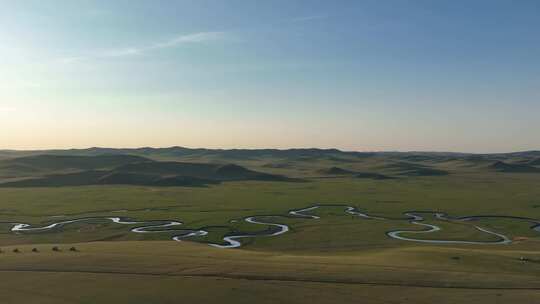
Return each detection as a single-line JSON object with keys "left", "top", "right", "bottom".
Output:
{"left": 1, "top": 0, "right": 539, "bottom": 152}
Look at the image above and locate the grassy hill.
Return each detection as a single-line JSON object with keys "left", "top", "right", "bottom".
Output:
{"left": 317, "top": 167, "right": 356, "bottom": 175}
{"left": 4, "top": 148, "right": 540, "bottom": 187}
{"left": 113, "top": 162, "right": 289, "bottom": 181}
{"left": 529, "top": 158, "right": 540, "bottom": 166}
{"left": 0, "top": 154, "right": 151, "bottom": 178}
{"left": 317, "top": 167, "right": 393, "bottom": 180}
{"left": 6, "top": 148, "right": 540, "bottom": 185}
{"left": 2, "top": 147, "right": 539, "bottom": 163}
{"left": 382, "top": 162, "right": 449, "bottom": 176}
{"left": 489, "top": 161, "right": 540, "bottom": 173}
{"left": 355, "top": 172, "right": 394, "bottom": 179}
{"left": 0, "top": 159, "right": 290, "bottom": 187}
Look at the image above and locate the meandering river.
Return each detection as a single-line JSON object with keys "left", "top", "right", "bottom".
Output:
{"left": 5, "top": 205, "right": 540, "bottom": 248}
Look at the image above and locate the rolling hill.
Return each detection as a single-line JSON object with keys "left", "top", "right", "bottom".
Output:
{"left": 0, "top": 158, "right": 291, "bottom": 187}
{"left": 317, "top": 167, "right": 393, "bottom": 179}
{"left": 317, "top": 167, "right": 356, "bottom": 175}
{"left": 2, "top": 147, "right": 540, "bottom": 167}
{"left": 489, "top": 161, "right": 540, "bottom": 173}
{"left": 529, "top": 158, "right": 540, "bottom": 166}
{"left": 2, "top": 148, "right": 540, "bottom": 186}
{"left": 382, "top": 162, "right": 449, "bottom": 176}
{"left": 0, "top": 154, "right": 151, "bottom": 177}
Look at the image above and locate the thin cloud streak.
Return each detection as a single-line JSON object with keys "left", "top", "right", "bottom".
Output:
{"left": 150, "top": 32, "right": 226, "bottom": 49}
{"left": 59, "top": 31, "right": 227, "bottom": 64}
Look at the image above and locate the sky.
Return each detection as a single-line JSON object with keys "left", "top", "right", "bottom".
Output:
{"left": 1, "top": 0, "right": 539, "bottom": 153}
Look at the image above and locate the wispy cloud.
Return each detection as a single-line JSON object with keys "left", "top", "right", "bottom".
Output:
{"left": 150, "top": 32, "right": 226, "bottom": 49}
{"left": 60, "top": 31, "right": 227, "bottom": 64}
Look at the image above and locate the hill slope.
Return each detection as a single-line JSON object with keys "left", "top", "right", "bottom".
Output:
{"left": 489, "top": 161, "right": 540, "bottom": 173}
{"left": 0, "top": 154, "right": 151, "bottom": 177}
{"left": 383, "top": 162, "right": 449, "bottom": 176}
{"left": 0, "top": 160, "right": 290, "bottom": 187}
{"left": 317, "top": 167, "right": 356, "bottom": 175}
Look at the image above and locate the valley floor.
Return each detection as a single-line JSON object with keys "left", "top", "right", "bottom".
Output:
{"left": 1, "top": 241, "right": 540, "bottom": 303}
{"left": 1, "top": 170, "right": 540, "bottom": 303}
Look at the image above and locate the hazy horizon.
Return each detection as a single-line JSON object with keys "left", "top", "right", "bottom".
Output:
{"left": 2, "top": 1, "right": 539, "bottom": 153}
{"left": 1, "top": 144, "right": 539, "bottom": 155}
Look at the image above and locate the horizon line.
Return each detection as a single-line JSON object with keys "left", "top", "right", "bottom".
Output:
{"left": 1, "top": 146, "right": 539, "bottom": 155}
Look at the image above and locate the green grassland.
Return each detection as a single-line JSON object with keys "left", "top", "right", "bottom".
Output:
{"left": 1, "top": 148, "right": 540, "bottom": 303}
{"left": 2, "top": 241, "right": 540, "bottom": 304}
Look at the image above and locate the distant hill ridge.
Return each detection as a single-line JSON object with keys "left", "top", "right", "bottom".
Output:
{"left": 1, "top": 147, "right": 539, "bottom": 161}
{"left": 0, "top": 154, "right": 292, "bottom": 187}
{"left": 1, "top": 148, "right": 540, "bottom": 186}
